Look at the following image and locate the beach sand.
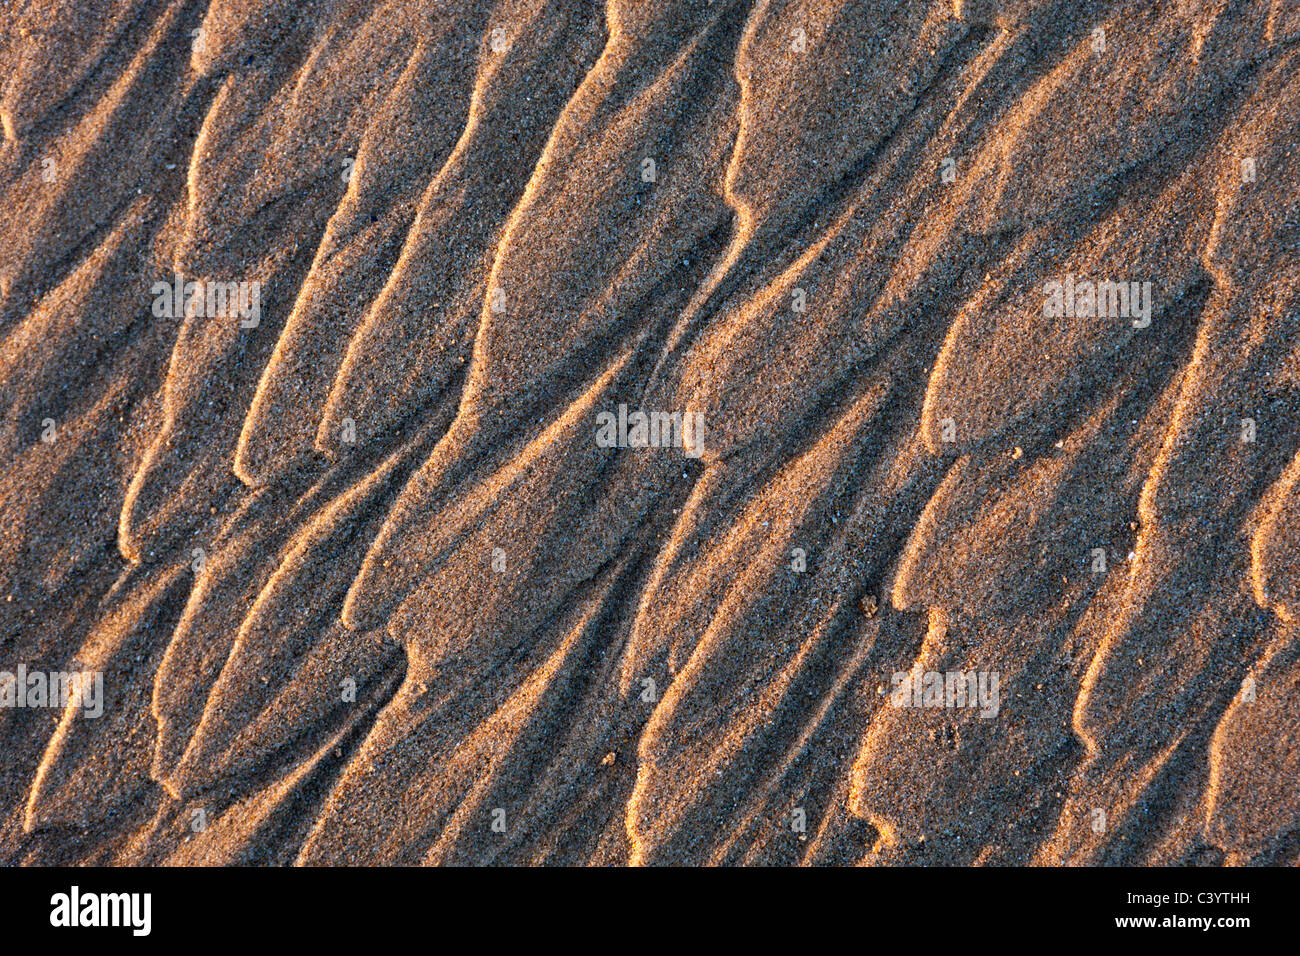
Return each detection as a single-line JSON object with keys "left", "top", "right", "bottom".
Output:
{"left": 1, "top": 0, "right": 1298, "bottom": 865}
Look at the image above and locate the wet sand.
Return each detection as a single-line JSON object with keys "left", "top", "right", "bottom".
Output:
{"left": 1, "top": 0, "right": 1298, "bottom": 865}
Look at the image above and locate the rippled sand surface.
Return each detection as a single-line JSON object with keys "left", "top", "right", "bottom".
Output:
{"left": 2, "top": 0, "right": 1299, "bottom": 865}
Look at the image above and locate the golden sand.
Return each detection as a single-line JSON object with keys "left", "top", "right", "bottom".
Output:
{"left": 1, "top": 0, "right": 1298, "bottom": 865}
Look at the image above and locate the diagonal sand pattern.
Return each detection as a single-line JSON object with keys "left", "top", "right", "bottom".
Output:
{"left": 1, "top": 0, "right": 1298, "bottom": 865}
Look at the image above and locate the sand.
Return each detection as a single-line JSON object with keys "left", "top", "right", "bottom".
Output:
{"left": 1, "top": 0, "right": 1298, "bottom": 865}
